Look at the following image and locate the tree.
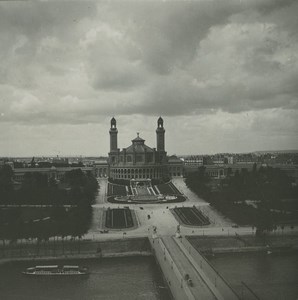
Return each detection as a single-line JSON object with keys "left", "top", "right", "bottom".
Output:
{"left": 185, "top": 169, "right": 210, "bottom": 200}
{"left": 255, "top": 203, "right": 274, "bottom": 236}
{"left": 227, "top": 167, "right": 233, "bottom": 177}
{"left": 0, "top": 164, "right": 14, "bottom": 204}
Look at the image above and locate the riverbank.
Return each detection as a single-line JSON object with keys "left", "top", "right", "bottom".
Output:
{"left": 187, "top": 234, "right": 298, "bottom": 254}
{"left": 0, "top": 251, "right": 152, "bottom": 266}
{"left": 0, "top": 237, "right": 152, "bottom": 265}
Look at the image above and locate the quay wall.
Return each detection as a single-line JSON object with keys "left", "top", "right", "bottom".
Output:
{"left": 210, "top": 245, "right": 298, "bottom": 254}
{"left": 0, "top": 237, "right": 151, "bottom": 263}
{"left": 187, "top": 234, "right": 298, "bottom": 255}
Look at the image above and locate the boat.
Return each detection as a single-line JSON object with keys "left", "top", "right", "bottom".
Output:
{"left": 22, "top": 265, "right": 89, "bottom": 276}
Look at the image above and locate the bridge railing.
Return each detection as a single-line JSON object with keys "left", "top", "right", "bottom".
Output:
{"left": 149, "top": 237, "right": 195, "bottom": 300}
{"left": 180, "top": 236, "right": 240, "bottom": 300}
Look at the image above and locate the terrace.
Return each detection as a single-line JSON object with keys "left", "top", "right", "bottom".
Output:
{"left": 107, "top": 180, "right": 186, "bottom": 204}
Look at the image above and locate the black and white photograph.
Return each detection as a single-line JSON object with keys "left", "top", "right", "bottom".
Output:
{"left": 0, "top": 1, "right": 298, "bottom": 299}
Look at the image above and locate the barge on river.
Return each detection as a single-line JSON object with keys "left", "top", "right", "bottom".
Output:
{"left": 22, "top": 265, "right": 89, "bottom": 276}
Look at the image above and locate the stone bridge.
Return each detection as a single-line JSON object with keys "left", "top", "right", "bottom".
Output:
{"left": 150, "top": 235, "right": 240, "bottom": 300}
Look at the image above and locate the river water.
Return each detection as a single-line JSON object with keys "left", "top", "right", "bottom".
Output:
{"left": 208, "top": 252, "right": 298, "bottom": 300}
{"left": 0, "top": 257, "right": 172, "bottom": 300}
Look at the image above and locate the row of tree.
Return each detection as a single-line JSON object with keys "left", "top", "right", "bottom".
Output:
{"left": 0, "top": 206, "right": 92, "bottom": 242}
{"left": 185, "top": 165, "right": 298, "bottom": 234}
{"left": 0, "top": 166, "right": 98, "bottom": 241}
{"left": 0, "top": 166, "right": 98, "bottom": 205}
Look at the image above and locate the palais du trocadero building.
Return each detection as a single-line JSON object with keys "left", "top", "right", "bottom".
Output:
{"left": 108, "top": 117, "right": 182, "bottom": 180}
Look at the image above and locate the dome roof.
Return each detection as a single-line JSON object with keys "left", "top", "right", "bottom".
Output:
{"left": 125, "top": 143, "right": 154, "bottom": 154}
{"left": 132, "top": 134, "right": 145, "bottom": 143}
{"left": 122, "top": 134, "right": 154, "bottom": 153}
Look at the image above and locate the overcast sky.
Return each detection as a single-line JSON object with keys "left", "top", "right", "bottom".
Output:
{"left": 0, "top": 0, "right": 297, "bottom": 157}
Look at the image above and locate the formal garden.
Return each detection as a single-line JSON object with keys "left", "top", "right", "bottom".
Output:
{"left": 173, "top": 207, "right": 210, "bottom": 226}
{"left": 105, "top": 208, "right": 134, "bottom": 229}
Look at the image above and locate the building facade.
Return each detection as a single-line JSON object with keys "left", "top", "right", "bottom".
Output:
{"left": 108, "top": 117, "right": 169, "bottom": 180}
{"left": 13, "top": 166, "right": 95, "bottom": 183}
{"left": 167, "top": 155, "right": 184, "bottom": 177}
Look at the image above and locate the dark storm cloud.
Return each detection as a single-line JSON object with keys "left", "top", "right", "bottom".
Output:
{"left": 0, "top": 2, "right": 97, "bottom": 37}
{"left": 86, "top": 0, "right": 298, "bottom": 117}
{"left": 0, "top": 0, "right": 297, "bottom": 156}
{"left": 112, "top": 1, "right": 240, "bottom": 74}
{"left": 0, "top": 0, "right": 297, "bottom": 123}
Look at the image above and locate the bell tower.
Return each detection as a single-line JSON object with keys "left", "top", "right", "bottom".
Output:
{"left": 156, "top": 116, "right": 165, "bottom": 151}
{"left": 109, "top": 117, "right": 118, "bottom": 152}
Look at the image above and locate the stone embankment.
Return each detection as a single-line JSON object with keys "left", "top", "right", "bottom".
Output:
{"left": 0, "top": 237, "right": 151, "bottom": 264}
{"left": 187, "top": 234, "right": 298, "bottom": 255}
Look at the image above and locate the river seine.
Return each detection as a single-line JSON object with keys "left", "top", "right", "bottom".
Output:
{"left": 209, "top": 252, "right": 298, "bottom": 300}
{"left": 0, "top": 257, "right": 172, "bottom": 300}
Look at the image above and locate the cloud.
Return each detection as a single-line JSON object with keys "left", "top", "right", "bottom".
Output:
{"left": 0, "top": 0, "right": 297, "bottom": 155}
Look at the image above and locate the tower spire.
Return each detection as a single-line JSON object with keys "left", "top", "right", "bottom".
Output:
{"left": 109, "top": 117, "right": 118, "bottom": 152}
{"left": 156, "top": 116, "right": 165, "bottom": 151}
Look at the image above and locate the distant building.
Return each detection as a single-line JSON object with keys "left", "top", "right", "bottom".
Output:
{"left": 212, "top": 157, "right": 225, "bottom": 165}
{"left": 182, "top": 155, "right": 204, "bottom": 175}
{"left": 183, "top": 155, "right": 203, "bottom": 167}
{"left": 227, "top": 156, "right": 234, "bottom": 164}
{"left": 94, "top": 158, "right": 109, "bottom": 177}
{"left": 205, "top": 165, "right": 227, "bottom": 179}
{"left": 13, "top": 166, "right": 94, "bottom": 183}
{"left": 235, "top": 153, "right": 258, "bottom": 164}
{"left": 52, "top": 156, "right": 69, "bottom": 165}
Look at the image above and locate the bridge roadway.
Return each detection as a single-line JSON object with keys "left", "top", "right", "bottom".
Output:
{"left": 150, "top": 235, "right": 240, "bottom": 300}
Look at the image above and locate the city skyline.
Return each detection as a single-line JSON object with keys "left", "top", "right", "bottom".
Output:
{"left": 0, "top": 1, "right": 298, "bottom": 156}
